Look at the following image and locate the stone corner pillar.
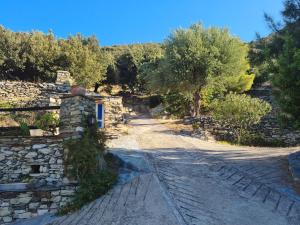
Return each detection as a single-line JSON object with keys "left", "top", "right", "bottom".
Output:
{"left": 59, "top": 95, "right": 96, "bottom": 136}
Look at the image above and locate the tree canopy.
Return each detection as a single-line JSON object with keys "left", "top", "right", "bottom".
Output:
{"left": 103, "top": 43, "right": 163, "bottom": 92}
{"left": 142, "top": 23, "right": 254, "bottom": 116}
{"left": 0, "top": 26, "right": 108, "bottom": 88}
{"left": 212, "top": 93, "right": 271, "bottom": 143}
{"left": 254, "top": 0, "right": 300, "bottom": 128}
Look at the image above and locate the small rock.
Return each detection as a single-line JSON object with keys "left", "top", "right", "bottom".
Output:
{"left": 0, "top": 154, "right": 5, "bottom": 161}
{"left": 19, "top": 196, "right": 32, "bottom": 204}
{"left": 52, "top": 196, "right": 61, "bottom": 203}
{"left": 38, "top": 148, "right": 51, "bottom": 155}
{"left": 0, "top": 207, "right": 11, "bottom": 217}
{"left": 15, "top": 212, "right": 32, "bottom": 219}
{"left": 3, "top": 216, "right": 13, "bottom": 223}
{"left": 37, "top": 209, "right": 48, "bottom": 216}
{"left": 25, "top": 152, "right": 37, "bottom": 158}
{"left": 32, "top": 144, "right": 47, "bottom": 149}
{"left": 61, "top": 190, "right": 75, "bottom": 196}
{"left": 29, "top": 202, "right": 40, "bottom": 209}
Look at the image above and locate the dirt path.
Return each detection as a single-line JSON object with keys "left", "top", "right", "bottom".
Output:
{"left": 49, "top": 115, "right": 300, "bottom": 225}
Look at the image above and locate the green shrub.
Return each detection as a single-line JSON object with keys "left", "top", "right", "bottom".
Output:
{"left": 20, "top": 122, "right": 30, "bottom": 136}
{"left": 239, "top": 131, "right": 286, "bottom": 147}
{"left": 58, "top": 171, "right": 116, "bottom": 215}
{"left": 35, "top": 112, "right": 59, "bottom": 134}
{"left": 60, "top": 125, "right": 117, "bottom": 214}
{"left": 212, "top": 93, "right": 272, "bottom": 144}
{"left": 163, "top": 93, "right": 192, "bottom": 118}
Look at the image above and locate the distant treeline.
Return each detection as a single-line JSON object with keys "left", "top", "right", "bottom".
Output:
{"left": 0, "top": 26, "right": 163, "bottom": 91}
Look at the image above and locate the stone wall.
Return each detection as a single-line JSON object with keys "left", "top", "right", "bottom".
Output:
{"left": 0, "top": 185, "right": 76, "bottom": 223}
{"left": 0, "top": 71, "right": 73, "bottom": 108}
{"left": 103, "top": 96, "right": 128, "bottom": 136}
{"left": 248, "top": 85, "right": 300, "bottom": 145}
{"left": 0, "top": 134, "right": 77, "bottom": 225}
{"left": 0, "top": 81, "right": 62, "bottom": 107}
{"left": 59, "top": 95, "right": 96, "bottom": 135}
{"left": 0, "top": 136, "right": 65, "bottom": 185}
{"left": 55, "top": 71, "right": 74, "bottom": 86}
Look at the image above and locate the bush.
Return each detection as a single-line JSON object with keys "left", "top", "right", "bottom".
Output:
{"left": 60, "top": 125, "right": 117, "bottom": 214}
{"left": 35, "top": 112, "right": 59, "bottom": 134}
{"left": 163, "top": 93, "right": 192, "bottom": 118}
{"left": 239, "top": 131, "right": 286, "bottom": 147}
{"left": 212, "top": 93, "right": 272, "bottom": 144}
{"left": 58, "top": 171, "right": 116, "bottom": 215}
{"left": 20, "top": 122, "right": 30, "bottom": 136}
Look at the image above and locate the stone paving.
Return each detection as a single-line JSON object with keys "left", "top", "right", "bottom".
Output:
{"left": 47, "top": 173, "right": 179, "bottom": 225}
{"left": 45, "top": 115, "right": 300, "bottom": 225}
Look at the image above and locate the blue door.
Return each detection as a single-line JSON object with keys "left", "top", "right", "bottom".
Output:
{"left": 96, "top": 103, "right": 104, "bottom": 128}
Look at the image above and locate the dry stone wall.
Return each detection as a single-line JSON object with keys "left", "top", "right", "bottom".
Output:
{"left": 103, "top": 96, "right": 128, "bottom": 136}
{"left": 0, "top": 81, "right": 62, "bottom": 107}
{"left": 248, "top": 85, "right": 300, "bottom": 145}
{"left": 0, "top": 134, "right": 76, "bottom": 225}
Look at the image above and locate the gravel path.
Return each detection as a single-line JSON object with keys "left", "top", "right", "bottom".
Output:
{"left": 48, "top": 115, "right": 300, "bottom": 225}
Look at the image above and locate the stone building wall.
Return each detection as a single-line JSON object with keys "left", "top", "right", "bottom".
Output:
{"left": 0, "top": 136, "right": 65, "bottom": 185}
{"left": 59, "top": 95, "right": 96, "bottom": 135}
{"left": 0, "top": 94, "right": 99, "bottom": 224}
{"left": 0, "top": 134, "right": 76, "bottom": 224}
{"left": 103, "top": 96, "right": 128, "bottom": 136}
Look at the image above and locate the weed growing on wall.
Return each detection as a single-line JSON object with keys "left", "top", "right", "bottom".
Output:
{"left": 60, "top": 125, "right": 117, "bottom": 214}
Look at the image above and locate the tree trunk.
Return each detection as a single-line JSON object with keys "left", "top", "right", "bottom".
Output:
{"left": 94, "top": 82, "right": 100, "bottom": 93}
{"left": 193, "top": 90, "right": 201, "bottom": 117}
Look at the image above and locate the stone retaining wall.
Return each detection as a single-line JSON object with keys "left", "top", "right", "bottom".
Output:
{"left": 248, "top": 85, "right": 300, "bottom": 145}
{"left": 0, "top": 81, "right": 63, "bottom": 107}
{"left": 0, "top": 185, "right": 76, "bottom": 223}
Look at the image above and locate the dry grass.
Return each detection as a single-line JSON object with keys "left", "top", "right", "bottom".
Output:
{"left": 157, "top": 118, "right": 193, "bottom": 133}
{"left": 0, "top": 114, "right": 19, "bottom": 127}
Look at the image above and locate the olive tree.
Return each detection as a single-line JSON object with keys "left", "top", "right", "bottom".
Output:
{"left": 60, "top": 35, "right": 108, "bottom": 88}
{"left": 212, "top": 93, "right": 271, "bottom": 143}
{"left": 142, "top": 23, "right": 253, "bottom": 116}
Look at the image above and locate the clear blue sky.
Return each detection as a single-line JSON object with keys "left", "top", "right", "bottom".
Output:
{"left": 0, "top": 0, "right": 283, "bottom": 46}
